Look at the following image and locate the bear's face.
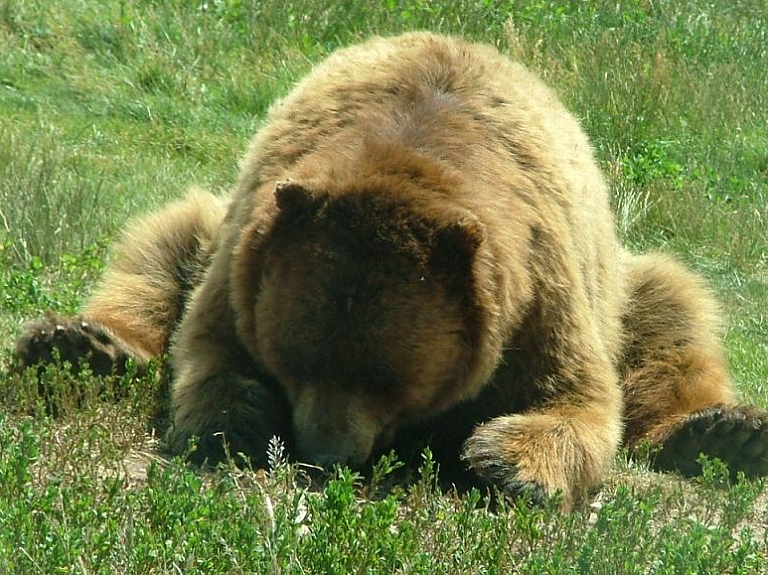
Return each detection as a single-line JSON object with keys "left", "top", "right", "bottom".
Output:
{"left": 243, "top": 182, "right": 482, "bottom": 467}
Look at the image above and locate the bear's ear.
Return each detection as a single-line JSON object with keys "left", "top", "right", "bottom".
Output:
{"left": 274, "top": 180, "right": 316, "bottom": 216}
{"left": 431, "top": 217, "right": 484, "bottom": 276}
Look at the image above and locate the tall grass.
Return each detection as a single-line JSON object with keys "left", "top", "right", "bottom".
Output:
{"left": 1, "top": 0, "right": 767, "bottom": 572}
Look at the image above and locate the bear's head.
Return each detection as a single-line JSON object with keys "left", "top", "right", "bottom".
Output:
{"left": 232, "top": 177, "right": 490, "bottom": 468}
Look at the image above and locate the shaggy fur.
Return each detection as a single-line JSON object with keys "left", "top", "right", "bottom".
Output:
{"left": 16, "top": 32, "right": 768, "bottom": 508}
{"left": 16, "top": 189, "right": 226, "bottom": 373}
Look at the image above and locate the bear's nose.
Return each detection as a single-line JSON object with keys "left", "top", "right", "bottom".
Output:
{"left": 306, "top": 451, "right": 354, "bottom": 468}
{"left": 294, "top": 424, "right": 372, "bottom": 469}
{"left": 295, "top": 428, "right": 366, "bottom": 468}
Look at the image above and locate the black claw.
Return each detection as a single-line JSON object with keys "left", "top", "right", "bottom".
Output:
{"left": 502, "top": 479, "right": 548, "bottom": 506}
{"left": 467, "top": 460, "right": 548, "bottom": 506}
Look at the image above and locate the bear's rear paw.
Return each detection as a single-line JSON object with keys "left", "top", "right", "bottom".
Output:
{"left": 650, "top": 404, "right": 768, "bottom": 479}
{"left": 15, "top": 315, "right": 142, "bottom": 376}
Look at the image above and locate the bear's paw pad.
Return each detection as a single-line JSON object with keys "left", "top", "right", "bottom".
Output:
{"left": 15, "top": 316, "right": 132, "bottom": 376}
{"left": 652, "top": 405, "right": 768, "bottom": 479}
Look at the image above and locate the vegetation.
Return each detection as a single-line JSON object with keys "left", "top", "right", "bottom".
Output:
{"left": 1, "top": 0, "right": 766, "bottom": 572}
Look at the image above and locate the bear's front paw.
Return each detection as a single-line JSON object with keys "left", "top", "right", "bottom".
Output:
{"left": 15, "top": 315, "right": 141, "bottom": 376}
{"left": 167, "top": 377, "right": 294, "bottom": 469}
{"left": 178, "top": 427, "right": 256, "bottom": 468}
{"left": 648, "top": 404, "right": 768, "bottom": 479}
{"left": 171, "top": 425, "right": 290, "bottom": 470}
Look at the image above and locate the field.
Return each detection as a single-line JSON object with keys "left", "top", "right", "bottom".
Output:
{"left": 1, "top": 0, "right": 767, "bottom": 572}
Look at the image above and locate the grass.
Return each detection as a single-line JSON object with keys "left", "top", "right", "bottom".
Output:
{"left": 1, "top": 0, "right": 766, "bottom": 572}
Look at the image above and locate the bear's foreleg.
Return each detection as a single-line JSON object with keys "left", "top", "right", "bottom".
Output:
{"left": 167, "top": 372, "right": 293, "bottom": 467}
{"left": 462, "top": 248, "right": 625, "bottom": 509}
{"left": 167, "top": 256, "right": 294, "bottom": 467}
{"left": 462, "top": 322, "right": 623, "bottom": 509}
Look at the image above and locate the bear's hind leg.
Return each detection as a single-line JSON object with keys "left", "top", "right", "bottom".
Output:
{"left": 621, "top": 253, "right": 768, "bottom": 478}
{"left": 644, "top": 405, "right": 768, "bottom": 478}
{"left": 15, "top": 189, "right": 226, "bottom": 377}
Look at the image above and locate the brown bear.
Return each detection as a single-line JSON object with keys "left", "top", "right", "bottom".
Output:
{"left": 15, "top": 32, "right": 768, "bottom": 509}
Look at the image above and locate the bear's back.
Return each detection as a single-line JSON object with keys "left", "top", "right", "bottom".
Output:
{"left": 239, "top": 33, "right": 602, "bottom": 210}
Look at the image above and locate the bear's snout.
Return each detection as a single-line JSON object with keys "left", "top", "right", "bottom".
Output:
{"left": 292, "top": 388, "right": 380, "bottom": 469}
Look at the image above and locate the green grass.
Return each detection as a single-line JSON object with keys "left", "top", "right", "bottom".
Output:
{"left": 1, "top": 0, "right": 767, "bottom": 572}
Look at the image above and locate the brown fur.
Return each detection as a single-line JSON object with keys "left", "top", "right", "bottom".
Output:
{"left": 15, "top": 189, "right": 226, "bottom": 376}
{"left": 164, "top": 33, "right": 628, "bottom": 509}
{"left": 620, "top": 253, "right": 734, "bottom": 448}
{"left": 15, "top": 33, "right": 768, "bottom": 509}
{"left": 83, "top": 188, "right": 227, "bottom": 359}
